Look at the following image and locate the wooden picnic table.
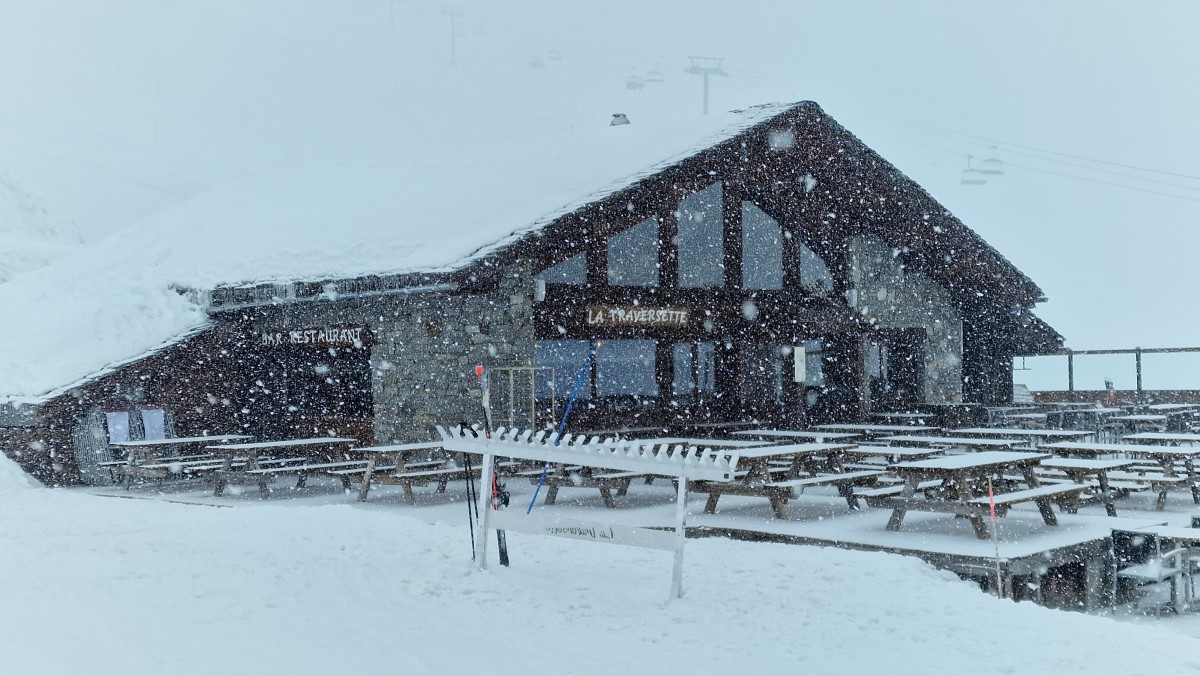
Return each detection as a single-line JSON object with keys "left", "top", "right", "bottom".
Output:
{"left": 730, "top": 429, "right": 861, "bottom": 443}
{"left": 1038, "top": 457, "right": 1137, "bottom": 516}
{"left": 882, "top": 450, "right": 1082, "bottom": 539}
{"left": 953, "top": 427, "right": 1095, "bottom": 446}
{"left": 1110, "top": 415, "right": 1170, "bottom": 433}
{"left": 812, "top": 424, "right": 940, "bottom": 439}
{"left": 1041, "top": 440, "right": 1200, "bottom": 511}
{"left": 695, "top": 442, "right": 873, "bottom": 518}
{"left": 1116, "top": 445, "right": 1200, "bottom": 508}
{"left": 868, "top": 412, "right": 936, "bottom": 425}
{"left": 1040, "top": 441, "right": 1156, "bottom": 457}
{"left": 1124, "top": 432, "right": 1200, "bottom": 446}
{"left": 877, "top": 434, "right": 1019, "bottom": 451}
{"left": 348, "top": 442, "right": 449, "bottom": 502}
{"left": 206, "top": 437, "right": 358, "bottom": 498}
{"left": 106, "top": 435, "right": 250, "bottom": 485}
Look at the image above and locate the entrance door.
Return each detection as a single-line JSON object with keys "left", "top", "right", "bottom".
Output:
{"left": 868, "top": 328, "right": 926, "bottom": 410}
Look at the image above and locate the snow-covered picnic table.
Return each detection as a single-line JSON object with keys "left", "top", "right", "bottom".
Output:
{"left": 730, "top": 429, "right": 861, "bottom": 443}
{"left": 693, "top": 442, "right": 876, "bottom": 518}
{"left": 205, "top": 437, "right": 358, "bottom": 498}
{"left": 1124, "top": 431, "right": 1200, "bottom": 445}
{"left": 345, "top": 442, "right": 452, "bottom": 502}
{"left": 952, "top": 427, "right": 1096, "bottom": 446}
{"left": 105, "top": 434, "right": 250, "bottom": 486}
{"left": 880, "top": 450, "right": 1083, "bottom": 539}
{"left": 876, "top": 434, "right": 1020, "bottom": 451}
{"left": 1037, "top": 457, "right": 1138, "bottom": 516}
{"left": 811, "top": 423, "right": 940, "bottom": 439}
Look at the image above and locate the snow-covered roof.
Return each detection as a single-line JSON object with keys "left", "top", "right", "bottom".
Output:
{"left": 0, "top": 103, "right": 797, "bottom": 403}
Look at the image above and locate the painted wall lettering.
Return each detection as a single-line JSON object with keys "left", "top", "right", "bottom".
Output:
{"left": 259, "top": 325, "right": 367, "bottom": 348}
{"left": 585, "top": 305, "right": 689, "bottom": 327}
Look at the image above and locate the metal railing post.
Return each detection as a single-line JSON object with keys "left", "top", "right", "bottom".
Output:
{"left": 1136, "top": 347, "right": 1143, "bottom": 395}
{"left": 1067, "top": 350, "right": 1074, "bottom": 392}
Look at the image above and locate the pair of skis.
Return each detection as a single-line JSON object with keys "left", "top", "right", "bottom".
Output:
{"left": 467, "top": 364, "right": 509, "bottom": 566}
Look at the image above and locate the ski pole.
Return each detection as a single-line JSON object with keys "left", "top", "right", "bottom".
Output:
{"left": 528, "top": 341, "right": 598, "bottom": 513}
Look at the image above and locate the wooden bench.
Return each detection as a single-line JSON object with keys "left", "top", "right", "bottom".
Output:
{"left": 1104, "top": 471, "right": 1190, "bottom": 510}
{"left": 767, "top": 470, "right": 885, "bottom": 510}
{"left": 380, "top": 465, "right": 484, "bottom": 504}
{"left": 214, "top": 459, "right": 362, "bottom": 497}
{"left": 964, "top": 483, "right": 1089, "bottom": 523}
{"left": 328, "top": 460, "right": 443, "bottom": 492}
{"left": 855, "top": 479, "right": 943, "bottom": 506}
{"left": 534, "top": 469, "right": 646, "bottom": 508}
{"left": 700, "top": 470, "right": 882, "bottom": 518}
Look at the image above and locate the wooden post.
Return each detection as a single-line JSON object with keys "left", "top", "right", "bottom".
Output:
{"left": 1067, "top": 350, "right": 1074, "bottom": 392}
{"left": 671, "top": 476, "right": 688, "bottom": 599}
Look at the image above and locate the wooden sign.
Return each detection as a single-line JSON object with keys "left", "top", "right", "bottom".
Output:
{"left": 490, "top": 511, "right": 675, "bottom": 551}
{"left": 259, "top": 324, "right": 368, "bottom": 348}
{"left": 586, "top": 305, "right": 689, "bottom": 327}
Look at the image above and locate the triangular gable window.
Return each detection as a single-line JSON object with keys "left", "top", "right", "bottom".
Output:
{"left": 535, "top": 252, "right": 586, "bottom": 285}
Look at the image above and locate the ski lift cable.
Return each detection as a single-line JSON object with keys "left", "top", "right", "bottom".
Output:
{"left": 843, "top": 106, "right": 1200, "bottom": 190}
{"left": 849, "top": 108, "right": 1200, "bottom": 182}
{"left": 883, "top": 133, "right": 1200, "bottom": 203}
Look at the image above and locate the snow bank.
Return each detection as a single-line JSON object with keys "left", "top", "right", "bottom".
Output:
{"left": 0, "top": 491, "right": 1194, "bottom": 675}
{"left": 0, "top": 451, "right": 42, "bottom": 492}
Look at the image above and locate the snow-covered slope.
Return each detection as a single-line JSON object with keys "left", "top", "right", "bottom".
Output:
{"left": 0, "top": 486, "right": 1195, "bottom": 675}
{"left": 0, "top": 173, "right": 80, "bottom": 283}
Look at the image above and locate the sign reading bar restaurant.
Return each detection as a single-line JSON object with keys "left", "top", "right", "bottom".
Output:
{"left": 259, "top": 325, "right": 368, "bottom": 348}
{"left": 586, "top": 305, "right": 690, "bottom": 327}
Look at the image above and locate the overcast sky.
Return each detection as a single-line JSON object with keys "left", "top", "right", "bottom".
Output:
{"left": 1, "top": 1, "right": 1198, "bottom": 386}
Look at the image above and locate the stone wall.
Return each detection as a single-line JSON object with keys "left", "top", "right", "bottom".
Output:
{"left": 848, "top": 235, "right": 964, "bottom": 403}
{"left": 247, "top": 262, "right": 536, "bottom": 444}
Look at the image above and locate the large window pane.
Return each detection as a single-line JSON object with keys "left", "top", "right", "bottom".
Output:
{"left": 672, "top": 343, "right": 694, "bottom": 395}
{"left": 535, "top": 340, "right": 591, "bottom": 400}
{"left": 608, "top": 218, "right": 659, "bottom": 286}
{"left": 535, "top": 253, "right": 587, "bottom": 285}
{"left": 676, "top": 182, "right": 724, "bottom": 288}
{"left": 799, "top": 243, "right": 835, "bottom": 293}
{"left": 742, "top": 203, "right": 783, "bottom": 289}
{"left": 596, "top": 340, "right": 658, "bottom": 397}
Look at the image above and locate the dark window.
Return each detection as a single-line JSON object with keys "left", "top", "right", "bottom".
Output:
{"left": 740, "top": 343, "right": 785, "bottom": 405}
{"left": 536, "top": 253, "right": 587, "bottom": 285}
{"left": 802, "top": 339, "right": 825, "bottom": 387}
{"left": 676, "top": 182, "right": 724, "bottom": 288}
{"left": 742, "top": 202, "right": 783, "bottom": 289}
{"left": 535, "top": 340, "right": 592, "bottom": 400}
{"left": 607, "top": 218, "right": 659, "bottom": 287}
{"left": 596, "top": 339, "right": 658, "bottom": 397}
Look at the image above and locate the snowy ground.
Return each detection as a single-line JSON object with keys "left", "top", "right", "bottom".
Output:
{"left": 3, "top": 458, "right": 1200, "bottom": 676}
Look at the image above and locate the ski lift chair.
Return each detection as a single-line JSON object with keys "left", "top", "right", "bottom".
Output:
{"left": 976, "top": 147, "right": 1005, "bottom": 175}
{"left": 960, "top": 156, "right": 988, "bottom": 185}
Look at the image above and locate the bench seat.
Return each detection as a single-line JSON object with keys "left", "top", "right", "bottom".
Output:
{"left": 855, "top": 479, "right": 943, "bottom": 501}
{"left": 965, "top": 483, "right": 1087, "bottom": 513}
